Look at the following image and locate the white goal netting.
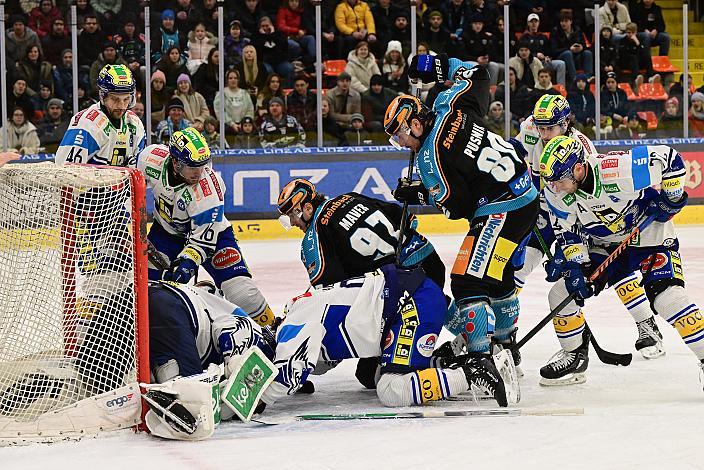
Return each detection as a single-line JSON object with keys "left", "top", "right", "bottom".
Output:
{"left": 0, "top": 163, "right": 148, "bottom": 443}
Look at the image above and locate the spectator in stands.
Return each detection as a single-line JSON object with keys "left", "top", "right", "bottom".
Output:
{"left": 8, "top": 79, "right": 35, "bottom": 121}
{"left": 440, "top": 0, "right": 469, "bottom": 57}
{"left": 422, "top": 10, "right": 450, "bottom": 54}
{"left": 214, "top": 69, "right": 255, "bottom": 134}
{"left": 151, "top": 9, "right": 185, "bottom": 64}
{"left": 77, "top": 14, "right": 107, "bottom": 69}
{"left": 186, "top": 22, "right": 216, "bottom": 75}
{"left": 52, "top": 49, "right": 74, "bottom": 104}
{"left": 321, "top": 98, "right": 348, "bottom": 146}
{"left": 254, "top": 16, "right": 294, "bottom": 87}
{"left": 76, "top": 85, "right": 98, "bottom": 111}
{"left": 490, "top": 15, "right": 517, "bottom": 63}
{"left": 6, "top": 15, "right": 42, "bottom": 67}
{"left": 689, "top": 92, "right": 704, "bottom": 138}
{"left": 509, "top": 41, "right": 542, "bottom": 90}
{"left": 233, "top": 116, "right": 261, "bottom": 149}
{"left": 601, "top": 71, "right": 629, "bottom": 126}
{"left": 345, "top": 41, "right": 381, "bottom": 94}
{"left": 631, "top": 0, "right": 669, "bottom": 56}
{"left": 520, "top": 13, "right": 567, "bottom": 86}
{"left": 344, "top": 113, "right": 372, "bottom": 145}
{"left": 237, "top": 44, "right": 268, "bottom": 106}
{"left": 200, "top": 0, "right": 219, "bottom": 34}
{"left": 567, "top": 73, "right": 595, "bottom": 127}
{"left": 28, "top": 0, "right": 62, "bottom": 39}
{"left": 150, "top": 70, "right": 170, "bottom": 127}
{"left": 371, "top": 0, "right": 399, "bottom": 48}
{"left": 599, "top": 26, "right": 620, "bottom": 85}
{"left": 37, "top": 98, "right": 68, "bottom": 150}
{"left": 74, "top": 0, "right": 96, "bottom": 30}
{"left": 225, "top": 20, "right": 250, "bottom": 69}
{"left": 234, "top": 0, "right": 264, "bottom": 37}
{"left": 41, "top": 17, "right": 70, "bottom": 66}
{"left": 468, "top": 0, "right": 499, "bottom": 27}
{"left": 618, "top": 22, "right": 654, "bottom": 83}
{"left": 15, "top": 45, "right": 52, "bottom": 97}
{"left": 335, "top": 0, "right": 378, "bottom": 53}
{"left": 551, "top": 11, "right": 592, "bottom": 82}
{"left": 193, "top": 48, "right": 221, "bottom": 108}
{"left": 0, "top": 107, "right": 40, "bottom": 155}
{"left": 92, "top": 0, "right": 122, "bottom": 36}
{"left": 259, "top": 97, "right": 306, "bottom": 148}
{"left": 390, "top": 12, "right": 412, "bottom": 58}
{"left": 463, "top": 14, "right": 502, "bottom": 86}
{"left": 495, "top": 66, "right": 533, "bottom": 125}
{"left": 132, "top": 101, "right": 146, "bottom": 128}
{"left": 670, "top": 73, "right": 693, "bottom": 108}
{"left": 156, "top": 98, "right": 192, "bottom": 144}
{"left": 484, "top": 100, "right": 513, "bottom": 138}
{"left": 31, "top": 81, "right": 53, "bottom": 117}
{"left": 201, "top": 116, "right": 224, "bottom": 150}
{"left": 174, "top": 73, "right": 210, "bottom": 125}
{"left": 113, "top": 14, "right": 146, "bottom": 87}
{"left": 256, "top": 73, "right": 285, "bottom": 117}
{"left": 621, "top": 110, "right": 648, "bottom": 139}
{"left": 327, "top": 72, "right": 362, "bottom": 129}
{"left": 157, "top": 46, "right": 189, "bottom": 95}
{"left": 533, "top": 68, "right": 560, "bottom": 96}
{"left": 173, "top": 0, "right": 203, "bottom": 41}
{"left": 361, "top": 74, "right": 397, "bottom": 135}
{"left": 599, "top": 0, "right": 637, "bottom": 43}
{"left": 277, "top": 0, "right": 316, "bottom": 65}
{"left": 381, "top": 40, "right": 407, "bottom": 93}
{"left": 657, "top": 96, "right": 682, "bottom": 138}
{"left": 286, "top": 77, "right": 317, "bottom": 131}
{"left": 89, "top": 41, "right": 129, "bottom": 96}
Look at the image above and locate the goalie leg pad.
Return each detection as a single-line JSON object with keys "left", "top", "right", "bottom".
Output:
{"left": 143, "top": 377, "right": 215, "bottom": 441}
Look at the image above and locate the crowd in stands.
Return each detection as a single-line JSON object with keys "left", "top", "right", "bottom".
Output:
{"left": 2, "top": 0, "right": 704, "bottom": 154}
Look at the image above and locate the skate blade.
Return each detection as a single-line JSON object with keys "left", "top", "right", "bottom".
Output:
{"left": 539, "top": 373, "right": 586, "bottom": 387}
{"left": 639, "top": 343, "right": 666, "bottom": 360}
{"left": 494, "top": 349, "right": 520, "bottom": 404}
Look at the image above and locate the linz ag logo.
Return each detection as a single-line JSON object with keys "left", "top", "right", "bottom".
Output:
{"left": 106, "top": 393, "right": 134, "bottom": 408}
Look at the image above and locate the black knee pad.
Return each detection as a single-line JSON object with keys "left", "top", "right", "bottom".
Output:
{"left": 355, "top": 357, "right": 379, "bottom": 389}
{"left": 644, "top": 278, "right": 684, "bottom": 311}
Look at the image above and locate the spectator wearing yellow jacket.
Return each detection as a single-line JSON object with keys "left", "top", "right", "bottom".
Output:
{"left": 335, "top": 0, "right": 377, "bottom": 54}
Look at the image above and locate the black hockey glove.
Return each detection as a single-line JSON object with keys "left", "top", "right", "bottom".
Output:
{"left": 393, "top": 178, "right": 429, "bottom": 205}
{"left": 408, "top": 53, "right": 449, "bottom": 84}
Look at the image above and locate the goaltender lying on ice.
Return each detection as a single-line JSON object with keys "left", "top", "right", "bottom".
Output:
{"left": 142, "top": 265, "right": 520, "bottom": 441}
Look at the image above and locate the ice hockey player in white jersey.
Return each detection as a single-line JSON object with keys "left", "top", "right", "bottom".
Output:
{"left": 137, "top": 127, "right": 274, "bottom": 327}
{"left": 514, "top": 94, "right": 665, "bottom": 360}
{"left": 55, "top": 64, "right": 145, "bottom": 166}
{"left": 261, "top": 265, "right": 514, "bottom": 409}
{"left": 143, "top": 280, "right": 275, "bottom": 440}
{"left": 538, "top": 136, "right": 704, "bottom": 387}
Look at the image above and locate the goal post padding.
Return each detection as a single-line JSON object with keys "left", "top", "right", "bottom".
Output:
{"left": 0, "top": 163, "right": 149, "bottom": 443}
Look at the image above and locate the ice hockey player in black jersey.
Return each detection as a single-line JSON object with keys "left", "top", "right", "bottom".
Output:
{"left": 385, "top": 54, "right": 539, "bottom": 361}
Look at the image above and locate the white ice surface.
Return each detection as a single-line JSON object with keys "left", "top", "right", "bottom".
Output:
{"left": 5, "top": 227, "right": 704, "bottom": 470}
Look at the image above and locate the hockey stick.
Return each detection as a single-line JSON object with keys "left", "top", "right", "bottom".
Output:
{"left": 514, "top": 214, "right": 657, "bottom": 352}
{"left": 394, "top": 81, "right": 422, "bottom": 265}
{"left": 147, "top": 239, "right": 170, "bottom": 271}
{"left": 530, "top": 227, "right": 632, "bottom": 366}
{"left": 253, "top": 407, "right": 584, "bottom": 425}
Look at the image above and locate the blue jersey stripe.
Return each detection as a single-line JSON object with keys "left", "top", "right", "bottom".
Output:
{"left": 60, "top": 128, "right": 100, "bottom": 157}
{"left": 631, "top": 146, "right": 651, "bottom": 190}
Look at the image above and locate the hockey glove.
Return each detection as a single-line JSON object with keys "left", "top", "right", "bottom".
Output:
{"left": 393, "top": 178, "right": 429, "bottom": 205}
{"left": 544, "top": 249, "right": 567, "bottom": 283}
{"left": 563, "top": 261, "right": 593, "bottom": 306}
{"left": 163, "top": 257, "right": 198, "bottom": 283}
{"left": 408, "top": 53, "right": 449, "bottom": 84}
{"left": 508, "top": 137, "right": 528, "bottom": 160}
{"left": 645, "top": 191, "right": 688, "bottom": 223}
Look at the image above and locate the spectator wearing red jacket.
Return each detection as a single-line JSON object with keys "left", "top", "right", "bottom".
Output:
{"left": 276, "top": 0, "right": 315, "bottom": 63}
{"left": 28, "top": 0, "right": 63, "bottom": 39}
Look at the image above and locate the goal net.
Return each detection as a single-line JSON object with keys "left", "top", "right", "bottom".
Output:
{"left": 0, "top": 163, "right": 148, "bottom": 444}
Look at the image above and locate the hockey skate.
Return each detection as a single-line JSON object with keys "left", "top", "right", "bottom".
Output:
{"left": 540, "top": 340, "right": 589, "bottom": 386}
{"left": 699, "top": 360, "right": 704, "bottom": 393}
{"left": 635, "top": 317, "right": 665, "bottom": 360}
{"left": 461, "top": 356, "right": 508, "bottom": 407}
